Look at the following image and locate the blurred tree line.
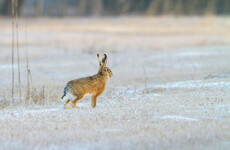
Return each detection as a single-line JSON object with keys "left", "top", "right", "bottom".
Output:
{"left": 1, "top": 0, "right": 230, "bottom": 17}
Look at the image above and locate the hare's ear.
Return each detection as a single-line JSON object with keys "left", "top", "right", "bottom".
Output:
{"left": 97, "top": 53, "right": 102, "bottom": 66}
{"left": 102, "top": 54, "right": 107, "bottom": 66}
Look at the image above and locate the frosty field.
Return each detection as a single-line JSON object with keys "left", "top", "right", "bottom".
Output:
{"left": 0, "top": 17, "right": 230, "bottom": 150}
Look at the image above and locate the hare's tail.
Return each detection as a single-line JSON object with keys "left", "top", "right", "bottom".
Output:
{"left": 60, "top": 85, "right": 76, "bottom": 102}
{"left": 60, "top": 86, "right": 69, "bottom": 102}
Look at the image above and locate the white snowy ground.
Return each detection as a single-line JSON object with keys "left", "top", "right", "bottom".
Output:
{"left": 0, "top": 17, "right": 230, "bottom": 150}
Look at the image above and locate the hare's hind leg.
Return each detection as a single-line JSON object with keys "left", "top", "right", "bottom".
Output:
{"left": 72, "top": 95, "right": 84, "bottom": 109}
{"left": 62, "top": 91, "right": 76, "bottom": 109}
{"left": 65, "top": 100, "right": 72, "bottom": 109}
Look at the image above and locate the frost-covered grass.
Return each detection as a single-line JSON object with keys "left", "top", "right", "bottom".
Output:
{"left": 0, "top": 17, "right": 230, "bottom": 149}
{"left": 0, "top": 79, "right": 230, "bottom": 150}
{"left": 0, "top": 78, "right": 229, "bottom": 150}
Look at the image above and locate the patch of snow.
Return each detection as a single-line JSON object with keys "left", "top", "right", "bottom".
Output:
{"left": 154, "top": 80, "right": 230, "bottom": 89}
{"left": 158, "top": 115, "right": 217, "bottom": 121}
{"left": 103, "top": 128, "right": 120, "bottom": 132}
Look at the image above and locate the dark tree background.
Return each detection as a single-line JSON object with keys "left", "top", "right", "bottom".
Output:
{"left": 0, "top": 0, "right": 25, "bottom": 16}
{"left": 0, "top": 0, "right": 230, "bottom": 16}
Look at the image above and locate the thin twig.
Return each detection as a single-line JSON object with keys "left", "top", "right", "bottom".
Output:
{"left": 15, "top": 0, "right": 22, "bottom": 103}
{"left": 25, "top": 25, "right": 30, "bottom": 105}
{"left": 29, "top": 69, "right": 33, "bottom": 86}
{"left": 192, "top": 64, "right": 196, "bottom": 80}
{"left": 11, "top": 0, "right": 15, "bottom": 104}
{"left": 42, "top": 85, "right": 45, "bottom": 105}
{"left": 142, "top": 65, "right": 147, "bottom": 89}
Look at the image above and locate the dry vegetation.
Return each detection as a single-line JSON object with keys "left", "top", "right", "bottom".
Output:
{"left": 0, "top": 17, "right": 230, "bottom": 149}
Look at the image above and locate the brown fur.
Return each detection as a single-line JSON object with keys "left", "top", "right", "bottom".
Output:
{"left": 61, "top": 54, "right": 112, "bottom": 109}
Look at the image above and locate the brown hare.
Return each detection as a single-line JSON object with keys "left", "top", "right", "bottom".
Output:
{"left": 60, "top": 54, "right": 113, "bottom": 109}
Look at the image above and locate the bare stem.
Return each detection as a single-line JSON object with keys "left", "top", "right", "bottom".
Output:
{"left": 15, "top": 0, "right": 22, "bottom": 103}
{"left": 25, "top": 25, "right": 30, "bottom": 105}
{"left": 11, "top": 0, "right": 15, "bottom": 104}
{"left": 142, "top": 66, "right": 147, "bottom": 89}
{"left": 42, "top": 85, "right": 45, "bottom": 105}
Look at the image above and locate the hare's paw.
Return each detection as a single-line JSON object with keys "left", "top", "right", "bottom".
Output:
{"left": 65, "top": 106, "right": 72, "bottom": 109}
{"left": 64, "top": 100, "right": 72, "bottom": 109}
{"left": 71, "top": 102, "right": 79, "bottom": 109}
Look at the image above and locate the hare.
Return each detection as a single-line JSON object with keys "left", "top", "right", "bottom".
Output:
{"left": 60, "top": 54, "right": 113, "bottom": 109}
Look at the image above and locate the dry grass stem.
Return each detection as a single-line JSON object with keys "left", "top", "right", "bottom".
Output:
{"left": 11, "top": 0, "right": 15, "bottom": 104}
{"left": 15, "top": 0, "right": 22, "bottom": 104}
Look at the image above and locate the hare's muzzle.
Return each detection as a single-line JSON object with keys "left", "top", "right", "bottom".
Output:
{"left": 109, "top": 71, "right": 113, "bottom": 78}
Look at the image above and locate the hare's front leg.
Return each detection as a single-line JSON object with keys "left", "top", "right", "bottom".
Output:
{"left": 91, "top": 95, "right": 98, "bottom": 108}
